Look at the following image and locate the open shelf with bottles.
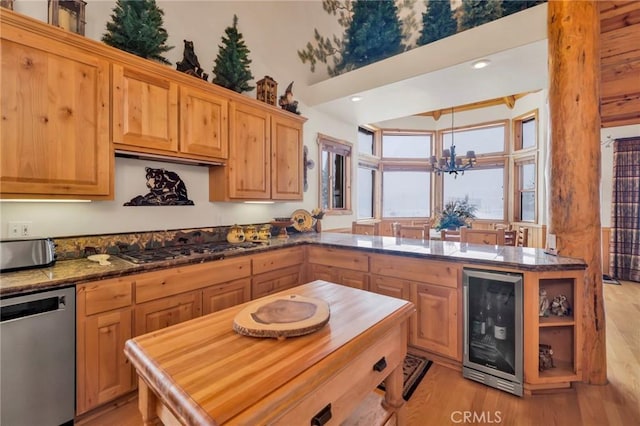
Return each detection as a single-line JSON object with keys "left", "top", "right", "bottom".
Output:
{"left": 523, "top": 270, "right": 583, "bottom": 390}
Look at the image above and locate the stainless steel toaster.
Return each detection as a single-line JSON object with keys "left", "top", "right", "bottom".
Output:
{"left": 0, "top": 238, "right": 56, "bottom": 272}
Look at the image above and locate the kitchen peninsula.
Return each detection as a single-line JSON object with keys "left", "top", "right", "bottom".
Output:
{"left": 0, "top": 231, "right": 586, "bottom": 417}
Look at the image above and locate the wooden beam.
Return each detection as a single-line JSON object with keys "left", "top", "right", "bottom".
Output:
{"left": 548, "top": 0, "right": 607, "bottom": 385}
{"left": 503, "top": 95, "right": 516, "bottom": 109}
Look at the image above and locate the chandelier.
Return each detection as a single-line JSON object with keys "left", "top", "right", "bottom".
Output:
{"left": 430, "top": 107, "right": 476, "bottom": 177}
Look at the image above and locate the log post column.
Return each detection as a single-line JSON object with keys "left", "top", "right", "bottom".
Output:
{"left": 547, "top": 0, "right": 607, "bottom": 384}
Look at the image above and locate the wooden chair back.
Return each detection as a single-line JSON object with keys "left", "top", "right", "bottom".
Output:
{"left": 516, "top": 227, "right": 529, "bottom": 247}
{"left": 393, "top": 223, "right": 430, "bottom": 240}
{"left": 440, "top": 229, "right": 461, "bottom": 241}
{"left": 504, "top": 230, "right": 516, "bottom": 246}
{"left": 460, "top": 228, "right": 505, "bottom": 245}
{"left": 352, "top": 220, "right": 380, "bottom": 236}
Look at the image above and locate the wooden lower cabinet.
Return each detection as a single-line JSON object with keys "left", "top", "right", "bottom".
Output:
{"left": 202, "top": 278, "right": 251, "bottom": 315}
{"left": 370, "top": 275, "right": 411, "bottom": 301}
{"left": 76, "top": 278, "right": 135, "bottom": 415}
{"left": 134, "top": 290, "right": 202, "bottom": 336}
{"left": 307, "top": 264, "right": 369, "bottom": 290}
{"left": 412, "top": 283, "right": 460, "bottom": 360}
{"left": 252, "top": 265, "right": 304, "bottom": 299}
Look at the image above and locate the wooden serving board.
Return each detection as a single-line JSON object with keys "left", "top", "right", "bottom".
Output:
{"left": 233, "top": 294, "right": 330, "bottom": 339}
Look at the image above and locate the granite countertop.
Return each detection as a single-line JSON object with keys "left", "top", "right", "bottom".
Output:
{"left": 0, "top": 232, "right": 586, "bottom": 297}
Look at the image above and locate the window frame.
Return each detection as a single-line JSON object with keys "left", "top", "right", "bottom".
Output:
{"left": 513, "top": 109, "right": 538, "bottom": 152}
{"left": 318, "top": 133, "right": 353, "bottom": 215}
{"left": 513, "top": 155, "right": 537, "bottom": 223}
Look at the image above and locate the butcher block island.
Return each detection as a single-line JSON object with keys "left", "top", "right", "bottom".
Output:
{"left": 124, "top": 280, "right": 415, "bottom": 426}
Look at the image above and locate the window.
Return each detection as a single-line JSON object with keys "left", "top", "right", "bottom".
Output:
{"left": 357, "top": 166, "right": 375, "bottom": 219}
{"left": 442, "top": 123, "right": 507, "bottom": 156}
{"left": 318, "top": 133, "right": 352, "bottom": 214}
{"left": 515, "top": 159, "right": 536, "bottom": 222}
{"left": 443, "top": 166, "right": 506, "bottom": 220}
{"left": 358, "top": 127, "right": 374, "bottom": 156}
{"left": 379, "top": 131, "right": 433, "bottom": 219}
{"left": 382, "top": 169, "right": 430, "bottom": 217}
{"left": 513, "top": 110, "right": 537, "bottom": 151}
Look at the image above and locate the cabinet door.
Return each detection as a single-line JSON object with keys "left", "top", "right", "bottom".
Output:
{"left": 202, "top": 278, "right": 251, "bottom": 315}
{"left": 0, "top": 30, "right": 111, "bottom": 197}
{"left": 413, "top": 283, "right": 459, "bottom": 360}
{"left": 134, "top": 291, "right": 202, "bottom": 336}
{"left": 252, "top": 265, "right": 303, "bottom": 299}
{"left": 308, "top": 264, "right": 369, "bottom": 291}
{"left": 112, "top": 64, "right": 178, "bottom": 152}
{"left": 271, "top": 114, "right": 303, "bottom": 200}
{"left": 370, "top": 275, "right": 411, "bottom": 301}
{"left": 77, "top": 308, "right": 133, "bottom": 414}
{"left": 227, "top": 100, "right": 271, "bottom": 199}
{"left": 180, "top": 85, "right": 228, "bottom": 159}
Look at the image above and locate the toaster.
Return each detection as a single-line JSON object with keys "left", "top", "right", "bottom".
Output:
{"left": 0, "top": 238, "right": 56, "bottom": 272}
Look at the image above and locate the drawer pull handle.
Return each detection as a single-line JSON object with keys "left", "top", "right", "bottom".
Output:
{"left": 311, "top": 403, "right": 332, "bottom": 426}
{"left": 373, "top": 357, "right": 387, "bottom": 372}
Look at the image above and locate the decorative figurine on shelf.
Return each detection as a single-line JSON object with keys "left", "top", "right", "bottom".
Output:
{"left": 539, "top": 287, "right": 550, "bottom": 317}
{"left": 539, "top": 344, "right": 555, "bottom": 371}
{"left": 257, "top": 75, "right": 278, "bottom": 106}
{"left": 176, "top": 40, "right": 208, "bottom": 81}
{"left": 278, "top": 81, "right": 300, "bottom": 114}
{"left": 550, "top": 295, "right": 571, "bottom": 316}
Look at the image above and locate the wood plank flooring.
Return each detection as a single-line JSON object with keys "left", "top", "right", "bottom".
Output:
{"left": 78, "top": 281, "right": 640, "bottom": 426}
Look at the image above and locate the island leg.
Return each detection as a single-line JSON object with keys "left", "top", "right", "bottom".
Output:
{"left": 382, "top": 322, "right": 408, "bottom": 425}
{"left": 138, "top": 377, "right": 160, "bottom": 426}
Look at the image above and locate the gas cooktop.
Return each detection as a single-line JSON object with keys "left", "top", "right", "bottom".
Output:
{"left": 117, "top": 241, "right": 261, "bottom": 264}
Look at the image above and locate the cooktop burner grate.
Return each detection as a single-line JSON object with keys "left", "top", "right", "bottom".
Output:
{"left": 117, "top": 241, "right": 260, "bottom": 264}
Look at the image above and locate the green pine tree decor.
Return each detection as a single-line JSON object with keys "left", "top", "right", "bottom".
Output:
{"left": 102, "top": 0, "right": 173, "bottom": 65}
{"left": 459, "top": 0, "right": 502, "bottom": 31}
{"left": 335, "top": 0, "right": 403, "bottom": 74}
{"left": 212, "top": 15, "right": 254, "bottom": 93}
{"left": 418, "top": 0, "right": 458, "bottom": 46}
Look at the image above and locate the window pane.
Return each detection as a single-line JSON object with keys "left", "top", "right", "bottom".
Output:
{"left": 357, "top": 167, "right": 374, "bottom": 219}
{"left": 382, "top": 134, "right": 431, "bottom": 158}
{"left": 321, "top": 151, "right": 330, "bottom": 210}
{"left": 443, "top": 125, "right": 504, "bottom": 155}
{"left": 521, "top": 163, "right": 535, "bottom": 191}
{"left": 382, "top": 171, "right": 430, "bottom": 217}
{"left": 522, "top": 118, "right": 536, "bottom": 149}
{"left": 333, "top": 153, "right": 346, "bottom": 209}
{"left": 358, "top": 128, "right": 374, "bottom": 156}
{"left": 521, "top": 191, "right": 535, "bottom": 221}
{"left": 443, "top": 168, "right": 504, "bottom": 220}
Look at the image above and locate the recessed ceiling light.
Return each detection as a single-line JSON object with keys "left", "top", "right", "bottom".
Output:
{"left": 471, "top": 59, "right": 491, "bottom": 69}
{"left": 351, "top": 95, "right": 362, "bottom": 102}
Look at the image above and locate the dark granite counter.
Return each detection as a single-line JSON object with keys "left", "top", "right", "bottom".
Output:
{"left": 0, "top": 232, "right": 586, "bottom": 297}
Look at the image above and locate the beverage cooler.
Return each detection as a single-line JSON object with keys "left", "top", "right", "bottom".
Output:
{"left": 463, "top": 268, "right": 523, "bottom": 396}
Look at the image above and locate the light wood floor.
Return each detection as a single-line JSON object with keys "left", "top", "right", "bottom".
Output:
{"left": 79, "top": 281, "right": 640, "bottom": 426}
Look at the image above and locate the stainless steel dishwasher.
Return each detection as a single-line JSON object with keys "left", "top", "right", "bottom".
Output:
{"left": 1, "top": 286, "right": 75, "bottom": 426}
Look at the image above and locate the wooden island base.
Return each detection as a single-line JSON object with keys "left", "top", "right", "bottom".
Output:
{"left": 126, "top": 281, "right": 415, "bottom": 426}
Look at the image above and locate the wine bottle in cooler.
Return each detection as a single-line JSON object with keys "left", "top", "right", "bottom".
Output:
{"left": 494, "top": 304, "right": 507, "bottom": 341}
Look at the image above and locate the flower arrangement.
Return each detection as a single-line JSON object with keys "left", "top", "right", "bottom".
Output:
{"left": 311, "top": 208, "right": 325, "bottom": 220}
{"left": 434, "top": 197, "right": 477, "bottom": 230}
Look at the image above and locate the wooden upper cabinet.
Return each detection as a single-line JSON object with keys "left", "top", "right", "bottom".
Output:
{"left": 180, "top": 85, "right": 228, "bottom": 159}
{"left": 271, "top": 114, "right": 303, "bottom": 200}
{"left": 112, "top": 63, "right": 179, "bottom": 153}
{"left": 210, "top": 100, "right": 306, "bottom": 201}
{"left": 210, "top": 100, "right": 271, "bottom": 200}
{"left": 0, "top": 21, "right": 111, "bottom": 198}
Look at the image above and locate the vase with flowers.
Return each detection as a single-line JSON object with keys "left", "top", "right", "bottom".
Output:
{"left": 434, "top": 197, "right": 478, "bottom": 231}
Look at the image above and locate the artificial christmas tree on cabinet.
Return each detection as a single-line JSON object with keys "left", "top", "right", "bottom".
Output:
{"left": 102, "top": 0, "right": 173, "bottom": 64}
{"left": 212, "top": 15, "right": 254, "bottom": 93}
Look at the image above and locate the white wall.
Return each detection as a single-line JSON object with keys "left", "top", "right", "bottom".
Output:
{"left": 1, "top": 1, "right": 358, "bottom": 238}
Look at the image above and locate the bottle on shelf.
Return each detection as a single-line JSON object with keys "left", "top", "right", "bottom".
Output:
{"left": 471, "top": 297, "right": 487, "bottom": 337}
{"left": 485, "top": 296, "right": 494, "bottom": 336}
{"left": 494, "top": 303, "right": 507, "bottom": 341}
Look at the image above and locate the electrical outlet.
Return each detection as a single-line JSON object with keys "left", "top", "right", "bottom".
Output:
{"left": 8, "top": 221, "right": 32, "bottom": 238}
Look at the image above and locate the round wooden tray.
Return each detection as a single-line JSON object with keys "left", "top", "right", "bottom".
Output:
{"left": 233, "top": 294, "right": 330, "bottom": 340}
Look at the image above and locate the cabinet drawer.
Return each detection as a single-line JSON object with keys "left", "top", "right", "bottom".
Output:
{"left": 252, "top": 265, "right": 302, "bottom": 299}
{"left": 135, "top": 257, "right": 251, "bottom": 303}
{"left": 80, "top": 277, "right": 133, "bottom": 316}
{"left": 370, "top": 254, "right": 460, "bottom": 289}
{"left": 273, "top": 326, "right": 404, "bottom": 425}
{"left": 252, "top": 247, "right": 304, "bottom": 275}
{"left": 307, "top": 246, "right": 369, "bottom": 272}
